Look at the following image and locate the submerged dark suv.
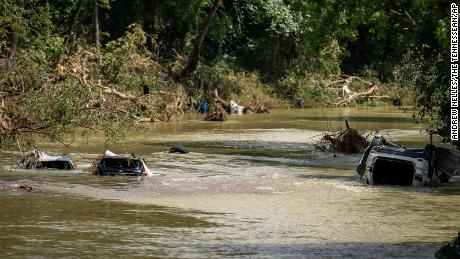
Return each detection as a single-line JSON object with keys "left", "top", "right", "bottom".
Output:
{"left": 92, "top": 150, "right": 153, "bottom": 176}
{"left": 95, "top": 157, "right": 145, "bottom": 176}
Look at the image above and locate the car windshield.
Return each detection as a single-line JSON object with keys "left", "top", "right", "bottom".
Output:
{"left": 40, "top": 161, "right": 72, "bottom": 170}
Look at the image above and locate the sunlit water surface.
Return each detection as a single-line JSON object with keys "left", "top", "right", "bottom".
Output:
{"left": 1, "top": 107, "right": 459, "bottom": 258}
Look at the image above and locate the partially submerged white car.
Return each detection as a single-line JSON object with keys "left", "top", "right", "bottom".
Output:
{"left": 18, "top": 150, "right": 75, "bottom": 170}
{"left": 357, "top": 136, "right": 456, "bottom": 186}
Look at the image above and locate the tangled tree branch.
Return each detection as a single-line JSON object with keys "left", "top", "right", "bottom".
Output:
{"left": 326, "top": 75, "right": 390, "bottom": 106}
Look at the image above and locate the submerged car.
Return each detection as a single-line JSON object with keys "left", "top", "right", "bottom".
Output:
{"left": 92, "top": 150, "right": 153, "bottom": 176}
{"left": 18, "top": 150, "right": 75, "bottom": 170}
{"left": 357, "top": 136, "right": 458, "bottom": 186}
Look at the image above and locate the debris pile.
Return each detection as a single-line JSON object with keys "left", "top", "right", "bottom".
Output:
{"left": 229, "top": 100, "right": 244, "bottom": 115}
{"left": 204, "top": 88, "right": 269, "bottom": 121}
{"left": 169, "top": 145, "right": 190, "bottom": 154}
{"left": 315, "top": 120, "right": 369, "bottom": 153}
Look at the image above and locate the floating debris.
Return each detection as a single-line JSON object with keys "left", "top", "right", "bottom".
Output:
{"left": 315, "top": 120, "right": 369, "bottom": 153}
{"left": 0, "top": 183, "right": 37, "bottom": 193}
{"left": 169, "top": 145, "right": 190, "bottom": 154}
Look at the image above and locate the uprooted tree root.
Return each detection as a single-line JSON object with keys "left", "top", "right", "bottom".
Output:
{"left": 315, "top": 121, "right": 370, "bottom": 153}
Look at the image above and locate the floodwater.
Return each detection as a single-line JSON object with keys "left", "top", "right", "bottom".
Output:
{"left": 1, "top": 107, "right": 459, "bottom": 258}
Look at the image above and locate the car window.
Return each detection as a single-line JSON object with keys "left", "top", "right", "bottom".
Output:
{"left": 119, "top": 159, "right": 141, "bottom": 168}
{"left": 102, "top": 158, "right": 121, "bottom": 167}
{"left": 41, "top": 161, "right": 71, "bottom": 170}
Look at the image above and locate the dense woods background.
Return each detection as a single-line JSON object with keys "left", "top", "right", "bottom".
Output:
{"left": 0, "top": 0, "right": 452, "bottom": 147}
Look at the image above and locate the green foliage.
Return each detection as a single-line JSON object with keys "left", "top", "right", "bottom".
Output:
{"left": 249, "top": 0, "right": 305, "bottom": 37}
{"left": 103, "top": 23, "right": 150, "bottom": 89}
{"left": 276, "top": 73, "right": 339, "bottom": 107}
{"left": 391, "top": 49, "right": 449, "bottom": 127}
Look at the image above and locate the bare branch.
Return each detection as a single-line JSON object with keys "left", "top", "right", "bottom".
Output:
{"left": 404, "top": 10, "right": 416, "bottom": 25}
{"left": 94, "top": 81, "right": 138, "bottom": 102}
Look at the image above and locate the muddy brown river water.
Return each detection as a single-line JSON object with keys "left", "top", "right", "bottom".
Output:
{"left": 1, "top": 107, "right": 459, "bottom": 258}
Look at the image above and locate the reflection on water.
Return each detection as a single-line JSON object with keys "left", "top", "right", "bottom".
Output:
{"left": 0, "top": 107, "right": 458, "bottom": 258}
